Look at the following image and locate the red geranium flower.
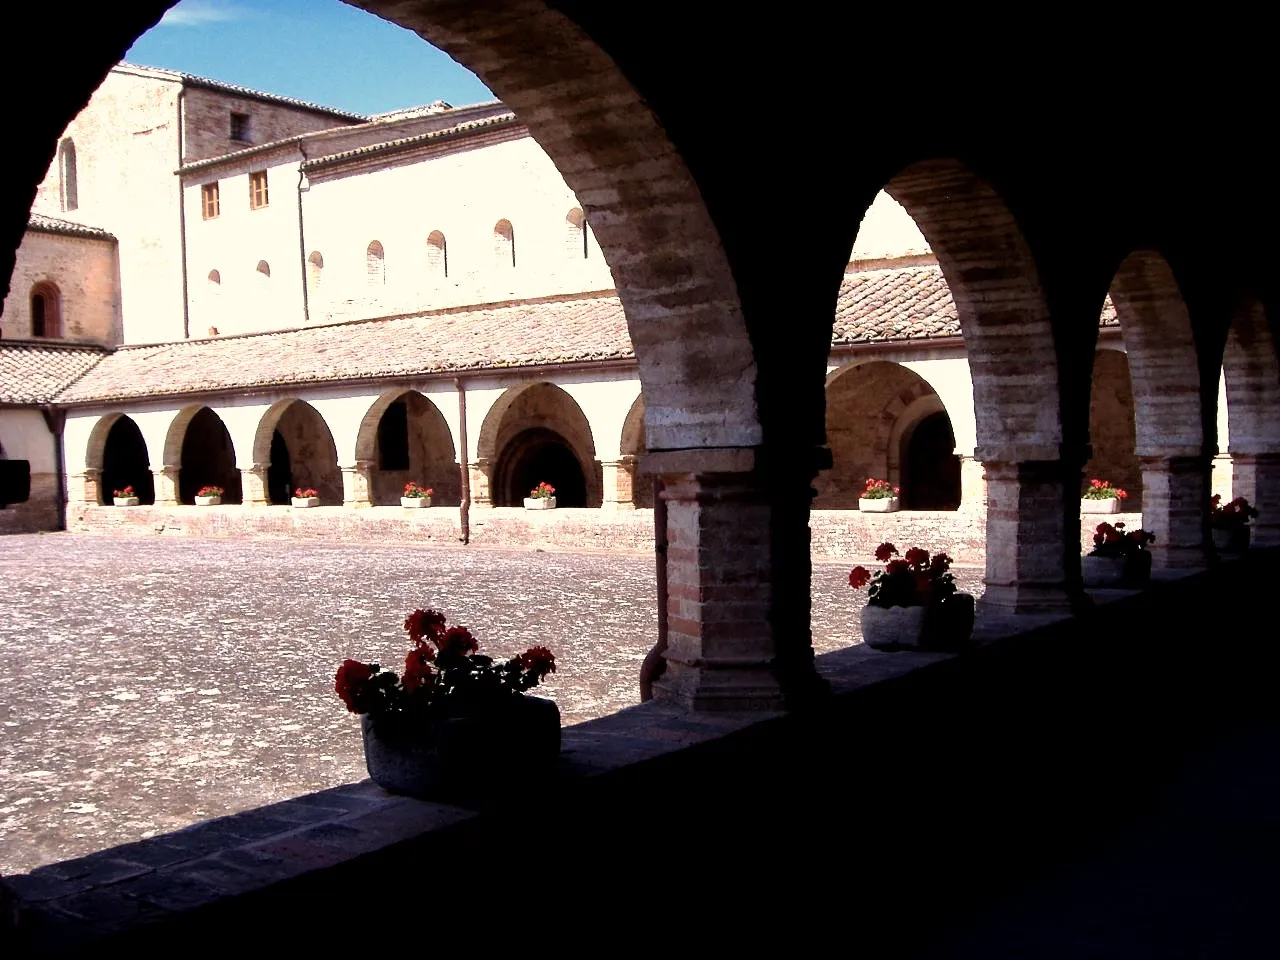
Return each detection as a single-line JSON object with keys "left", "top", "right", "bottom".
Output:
{"left": 874, "top": 542, "right": 898, "bottom": 562}
{"left": 437, "top": 626, "right": 479, "bottom": 659}
{"left": 885, "top": 559, "right": 910, "bottom": 576}
{"left": 904, "top": 547, "right": 930, "bottom": 570}
{"left": 848, "top": 566, "right": 872, "bottom": 589}
{"left": 404, "top": 608, "right": 447, "bottom": 645}
{"left": 402, "top": 647, "right": 437, "bottom": 693}
{"left": 334, "top": 659, "right": 375, "bottom": 713}
{"left": 519, "top": 645, "right": 557, "bottom": 677}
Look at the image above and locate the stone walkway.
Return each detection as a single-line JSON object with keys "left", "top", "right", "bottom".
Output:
{"left": 0, "top": 532, "right": 982, "bottom": 874}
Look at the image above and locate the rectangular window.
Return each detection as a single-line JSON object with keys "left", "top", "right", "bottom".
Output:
{"left": 230, "top": 112, "right": 251, "bottom": 142}
{"left": 201, "top": 182, "right": 220, "bottom": 220}
{"left": 249, "top": 170, "right": 269, "bottom": 210}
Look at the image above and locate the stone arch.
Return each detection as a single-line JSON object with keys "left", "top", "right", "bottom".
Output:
{"left": 30, "top": 281, "right": 61, "bottom": 338}
{"left": 565, "top": 207, "right": 588, "bottom": 259}
{"left": 366, "top": 241, "right": 385, "bottom": 285}
{"left": 883, "top": 159, "right": 1061, "bottom": 457}
{"left": 479, "top": 382, "right": 599, "bottom": 507}
{"left": 252, "top": 399, "right": 341, "bottom": 505}
{"left": 493, "top": 219, "right": 515, "bottom": 269}
{"left": 620, "top": 392, "right": 652, "bottom": 508}
{"left": 87, "top": 413, "right": 154, "bottom": 505}
{"left": 354, "top": 389, "right": 461, "bottom": 506}
{"left": 817, "top": 360, "right": 960, "bottom": 510}
{"left": 166, "top": 406, "right": 242, "bottom": 504}
{"left": 1082, "top": 348, "right": 1141, "bottom": 505}
{"left": 1222, "top": 298, "right": 1280, "bottom": 456}
{"left": 1108, "top": 250, "right": 1203, "bottom": 455}
{"left": 426, "top": 231, "right": 447, "bottom": 278}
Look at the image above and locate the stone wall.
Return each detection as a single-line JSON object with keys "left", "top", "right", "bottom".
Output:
{"left": 274, "top": 403, "right": 342, "bottom": 504}
{"left": 0, "top": 230, "right": 118, "bottom": 343}
{"left": 181, "top": 87, "right": 355, "bottom": 165}
{"left": 369, "top": 393, "right": 462, "bottom": 506}
{"left": 1084, "top": 349, "right": 1142, "bottom": 506}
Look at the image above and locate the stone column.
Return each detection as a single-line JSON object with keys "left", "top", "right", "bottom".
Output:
{"left": 645, "top": 447, "right": 827, "bottom": 712}
{"left": 152, "top": 466, "right": 180, "bottom": 506}
{"left": 69, "top": 468, "right": 101, "bottom": 506}
{"left": 341, "top": 460, "right": 373, "bottom": 508}
{"left": 979, "top": 458, "right": 1081, "bottom": 617}
{"left": 958, "top": 455, "right": 986, "bottom": 512}
{"left": 469, "top": 458, "right": 492, "bottom": 506}
{"left": 1139, "top": 454, "right": 1211, "bottom": 568}
{"left": 240, "top": 464, "right": 271, "bottom": 506}
{"left": 1228, "top": 452, "right": 1280, "bottom": 547}
{"left": 600, "top": 458, "right": 636, "bottom": 510}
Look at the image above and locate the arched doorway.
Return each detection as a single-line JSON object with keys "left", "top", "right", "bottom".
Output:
{"left": 494, "top": 427, "right": 588, "bottom": 507}
{"left": 178, "top": 407, "right": 242, "bottom": 504}
{"left": 1083, "top": 349, "right": 1140, "bottom": 506}
{"left": 99, "top": 416, "right": 154, "bottom": 505}
{"left": 901, "top": 411, "right": 961, "bottom": 510}
{"left": 257, "top": 400, "right": 341, "bottom": 506}
{"left": 357, "top": 390, "right": 461, "bottom": 506}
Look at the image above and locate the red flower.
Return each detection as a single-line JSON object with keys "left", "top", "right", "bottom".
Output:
{"left": 930, "top": 552, "right": 952, "bottom": 573}
{"left": 885, "top": 559, "right": 910, "bottom": 576}
{"left": 848, "top": 566, "right": 871, "bottom": 589}
{"left": 874, "top": 542, "right": 898, "bottom": 562}
{"left": 404, "top": 608, "right": 447, "bottom": 645}
{"left": 437, "top": 626, "right": 479, "bottom": 659}
{"left": 334, "top": 659, "right": 375, "bottom": 713}
{"left": 403, "top": 647, "right": 436, "bottom": 693}
{"left": 519, "top": 645, "right": 557, "bottom": 677}
{"left": 904, "top": 547, "right": 930, "bottom": 570}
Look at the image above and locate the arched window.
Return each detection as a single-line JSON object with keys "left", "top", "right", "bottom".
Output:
{"left": 30, "top": 283, "right": 61, "bottom": 338}
{"left": 308, "top": 251, "right": 324, "bottom": 290}
{"left": 207, "top": 269, "right": 221, "bottom": 288}
{"left": 426, "top": 231, "right": 447, "bottom": 278}
{"left": 494, "top": 219, "right": 515, "bottom": 269}
{"left": 58, "top": 139, "right": 78, "bottom": 212}
{"left": 256, "top": 260, "right": 271, "bottom": 280}
{"left": 367, "top": 241, "right": 385, "bottom": 286}
{"left": 566, "top": 208, "right": 589, "bottom": 259}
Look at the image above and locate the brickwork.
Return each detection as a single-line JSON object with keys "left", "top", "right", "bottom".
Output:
{"left": 0, "top": 230, "right": 118, "bottom": 344}
{"left": 483, "top": 382, "right": 600, "bottom": 506}
{"left": 180, "top": 87, "right": 355, "bottom": 165}
{"left": 273, "top": 402, "right": 342, "bottom": 505}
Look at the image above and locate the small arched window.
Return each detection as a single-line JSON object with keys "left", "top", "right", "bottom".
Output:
{"left": 426, "top": 231, "right": 447, "bottom": 279}
{"left": 31, "top": 282, "right": 62, "bottom": 338}
{"left": 308, "top": 251, "right": 324, "bottom": 290}
{"left": 566, "top": 208, "right": 589, "bottom": 259}
{"left": 494, "top": 219, "right": 515, "bottom": 269}
{"left": 367, "top": 241, "right": 385, "bottom": 285}
{"left": 256, "top": 260, "right": 271, "bottom": 280}
{"left": 58, "top": 139, "right": 78, "bottom": 212}
{"left": 208, "top": 269, "right": 221, "bottom": 287}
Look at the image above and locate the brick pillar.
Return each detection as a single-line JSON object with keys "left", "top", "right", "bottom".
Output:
{"left": 1139, "top": 454, "right": 1211, "bottom": 568}
{"left": 152, "top": 466, "right": 180, "bottom": 506}
{"left": 241, "top": 464, "right": 270, "bottom": 506}
{"left": 600, "top": 459, "right": 636, "bottom": 510}
{"left": 979, "top": 458, "right": 1080, "bottom": 616}
{"left": 958, "top": 455, "right": 986, "bottom": 511}
{"left": 341, "top": 460, "right": 373, "bottom": 507}
{"left": 1228, "top": 452, "right": 1280, "bottom": 547}
{"left": 470, "top": 458, "right": 492, "bottom": 506}
{"left": 69, "top": 469, "right": 101, "bottom": 506}
{"left": 646, "top": 447, "right": 827, "bottom": 712}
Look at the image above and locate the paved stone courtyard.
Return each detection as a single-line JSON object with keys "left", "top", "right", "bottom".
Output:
{"left": 0, "top": 532, "right": 982, "bottom": 874}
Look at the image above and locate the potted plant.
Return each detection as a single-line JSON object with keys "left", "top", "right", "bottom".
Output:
{"left": 1211, "top": 494, "right": 1258, "bottom": 553}
{"left": 848, "top": 542, "right": 974, "bottom": 651}
{"left": 1082, "top": 478, "right": 1128, "bottom": 514}
{"left": 112, "top": 485, "right": 139, "bottom": 507}
{"left": 401, "top": 482, "right": 433, "bottom": 508}
{"left": 524, "top": 481, "right": 557, "bottom": 510}
{"left": 334, "top": 608, "right": 560, "bottom": 800}
{"left": 1082, "top": 521, "right": 1155, "bottom": 588}
{"left": 291, "top": 486, "right": 320, "bottom": 508}
{"left": 194, "top": 485, "right": 224, "bottom": 506}
{"left": 858, "top": 477, "right": 900, "bottom": 513}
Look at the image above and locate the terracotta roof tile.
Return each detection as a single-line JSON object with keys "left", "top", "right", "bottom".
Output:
{"left": 0, "top": 341, "right": 106, "bottom": 404}
{"left": 27, "top": 214, "right": 115, "bottom": 242}
{"left": 832, "top": 265, "right": 957, "bottom": 342}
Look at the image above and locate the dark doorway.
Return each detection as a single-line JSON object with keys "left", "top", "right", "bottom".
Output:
{"left": 100, "top": 417, "right": 155, "bottom": 505}
{"left": 267, "top": 430, "right": 292, "bottom": 505}
{"left": 179, "top": 407, "right": 242, "bottom": 504}
{"left": 902, "top": 412, "right": 961, "bottom": 510}
{"left": 495, "top": 428, "right": 589, "bottom": 507}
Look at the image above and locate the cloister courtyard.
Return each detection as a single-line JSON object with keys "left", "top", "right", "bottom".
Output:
{"left": 0, "top": 532, "right": 984, "bottom": 874}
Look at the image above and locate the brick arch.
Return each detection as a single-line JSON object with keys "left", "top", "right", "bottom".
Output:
{"left": 883, "top": 159, "right": 1061, "bottom": 458}
{"left": 1108, "top": 250, "right": 1203, "bottom": 454}
{"left": 479, "top": 382, "right": 599, "bottom": 506}
{"left": 253, "top": 399, "right": 342, "bottom": 506}
{"left": 354, "top": 389, "right": 461, "bottom": 506}
{"left": 1222, "top": 297, "right": 1280, "bottom": 454}
{"left": 1082, "top": 348, "right": 1141, "bottom": 503}
{"left": 620, "top": 393, "right": 651, "bottom": 508}
{"left": 87, "top": 413, "right": 155, "bottom": 505}
{"left": 175, "top": 407, "right": 241, "bottom": 505}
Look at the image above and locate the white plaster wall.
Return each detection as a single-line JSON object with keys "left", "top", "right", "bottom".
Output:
{"left": 0, "top": 410, "right": 56, "bottom": 471}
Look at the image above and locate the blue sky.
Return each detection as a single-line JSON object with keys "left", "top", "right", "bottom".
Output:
{"left": 125, "top": 0, "right": 494, "bottom": 116}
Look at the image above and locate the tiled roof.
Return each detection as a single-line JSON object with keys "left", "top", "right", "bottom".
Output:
{"left": 119, "top": 62, "right": 366, "bottom": 122}
{"left": 0, "top": 341, "right": 106, "bottom": 405}
{"left": 302, "top": 113, "right": 520, "bottom": 171}
{"left": 832, "top": 265, "right": 957, "bottom": 343}
{"left": 27, "top": 214, "right": 115, "bottom": 241}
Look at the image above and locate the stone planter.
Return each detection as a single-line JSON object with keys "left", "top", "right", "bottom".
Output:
{"left": 524, "top": 497, "right": 557, "bottom": 510}
{"left": 194, "top": 495, "right": 221, "bottom": 506}
{"left": 1082, "top": 551, "right": 1152, "bottom": 588}
{"left": 1081, "top": 497, "right": 1121, "bottom": 514}
{"left": 860, "top": 593, "right": 974, "bottom": 652}
{"left": 360, "top": 695, "right": 561, "bottom": 801}
{"left": 1212, "top": 526, "right": 1251, "bottom": 554}
{"left": 858, "top": 496, "right": 900, "bottom": 513}
{"left": 113, "top": 496, "right": 140, "bottom": 507}
{"left": 291, "top": 496, "right": 320, "bottom": 508}
{"left": 401, "top": 496, "right": 431, "bottom": 508}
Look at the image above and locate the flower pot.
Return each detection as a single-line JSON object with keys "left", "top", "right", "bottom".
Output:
{"left": 860, "top": 593, "right": 974, "bottom": 652}
{"left": 401, "top": 496, "right": 431, "bottom": 508}
{"left": 524, "top": 497, "right": 557, "bottom": 510}
{"left": 194, "top": 495, "right": 221, "bottom": 506}
{"left": 1082, "top": 551, "right": 1152, "bottom": 588}
{"left": 859, "top": 496, "right": 900, "bottom": 513}
{"left": 113, "top": 496, "right": 140, "bottom": 507}
{"left": 1212, "top": 526, "right": 1251, "bottom": 554}
{"left": 291, "top": 496, "right": 320, "bottom": 508}
{"left": 360, "top": 695, "right": 561, "bottom": 801}
{"left": 1081, "top": 497, "right": 1121, "bottom": 514}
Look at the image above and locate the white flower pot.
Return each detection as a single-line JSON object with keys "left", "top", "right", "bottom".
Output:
{"left": 292, "top": 496, "right": 320, "bottom": 508}
{"left": 1081, "top": 551, "right": 1152, "bottom": 588}
{"left": 194, "top": 495, "right": 221, "bottom": 506}
{"left": 401, "top": 497, "right": 431, "bottom": 508}
{"left": 858, "top": 497, "right": 900, "bottom": 513}
{"left": 860, "top": 593, "right": 974, "bottom": 652}
{"left": 113, "top": 496, "right": 140, "bottom": 507}
{"left": 1212, "top": 526, "right": 1250, "bottom": 554}
{"left": 1081, "top": 497, "right": 1121, "bottom": 514}
{"left": 524, "top": 497, "right": 557, "bottom": 510}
